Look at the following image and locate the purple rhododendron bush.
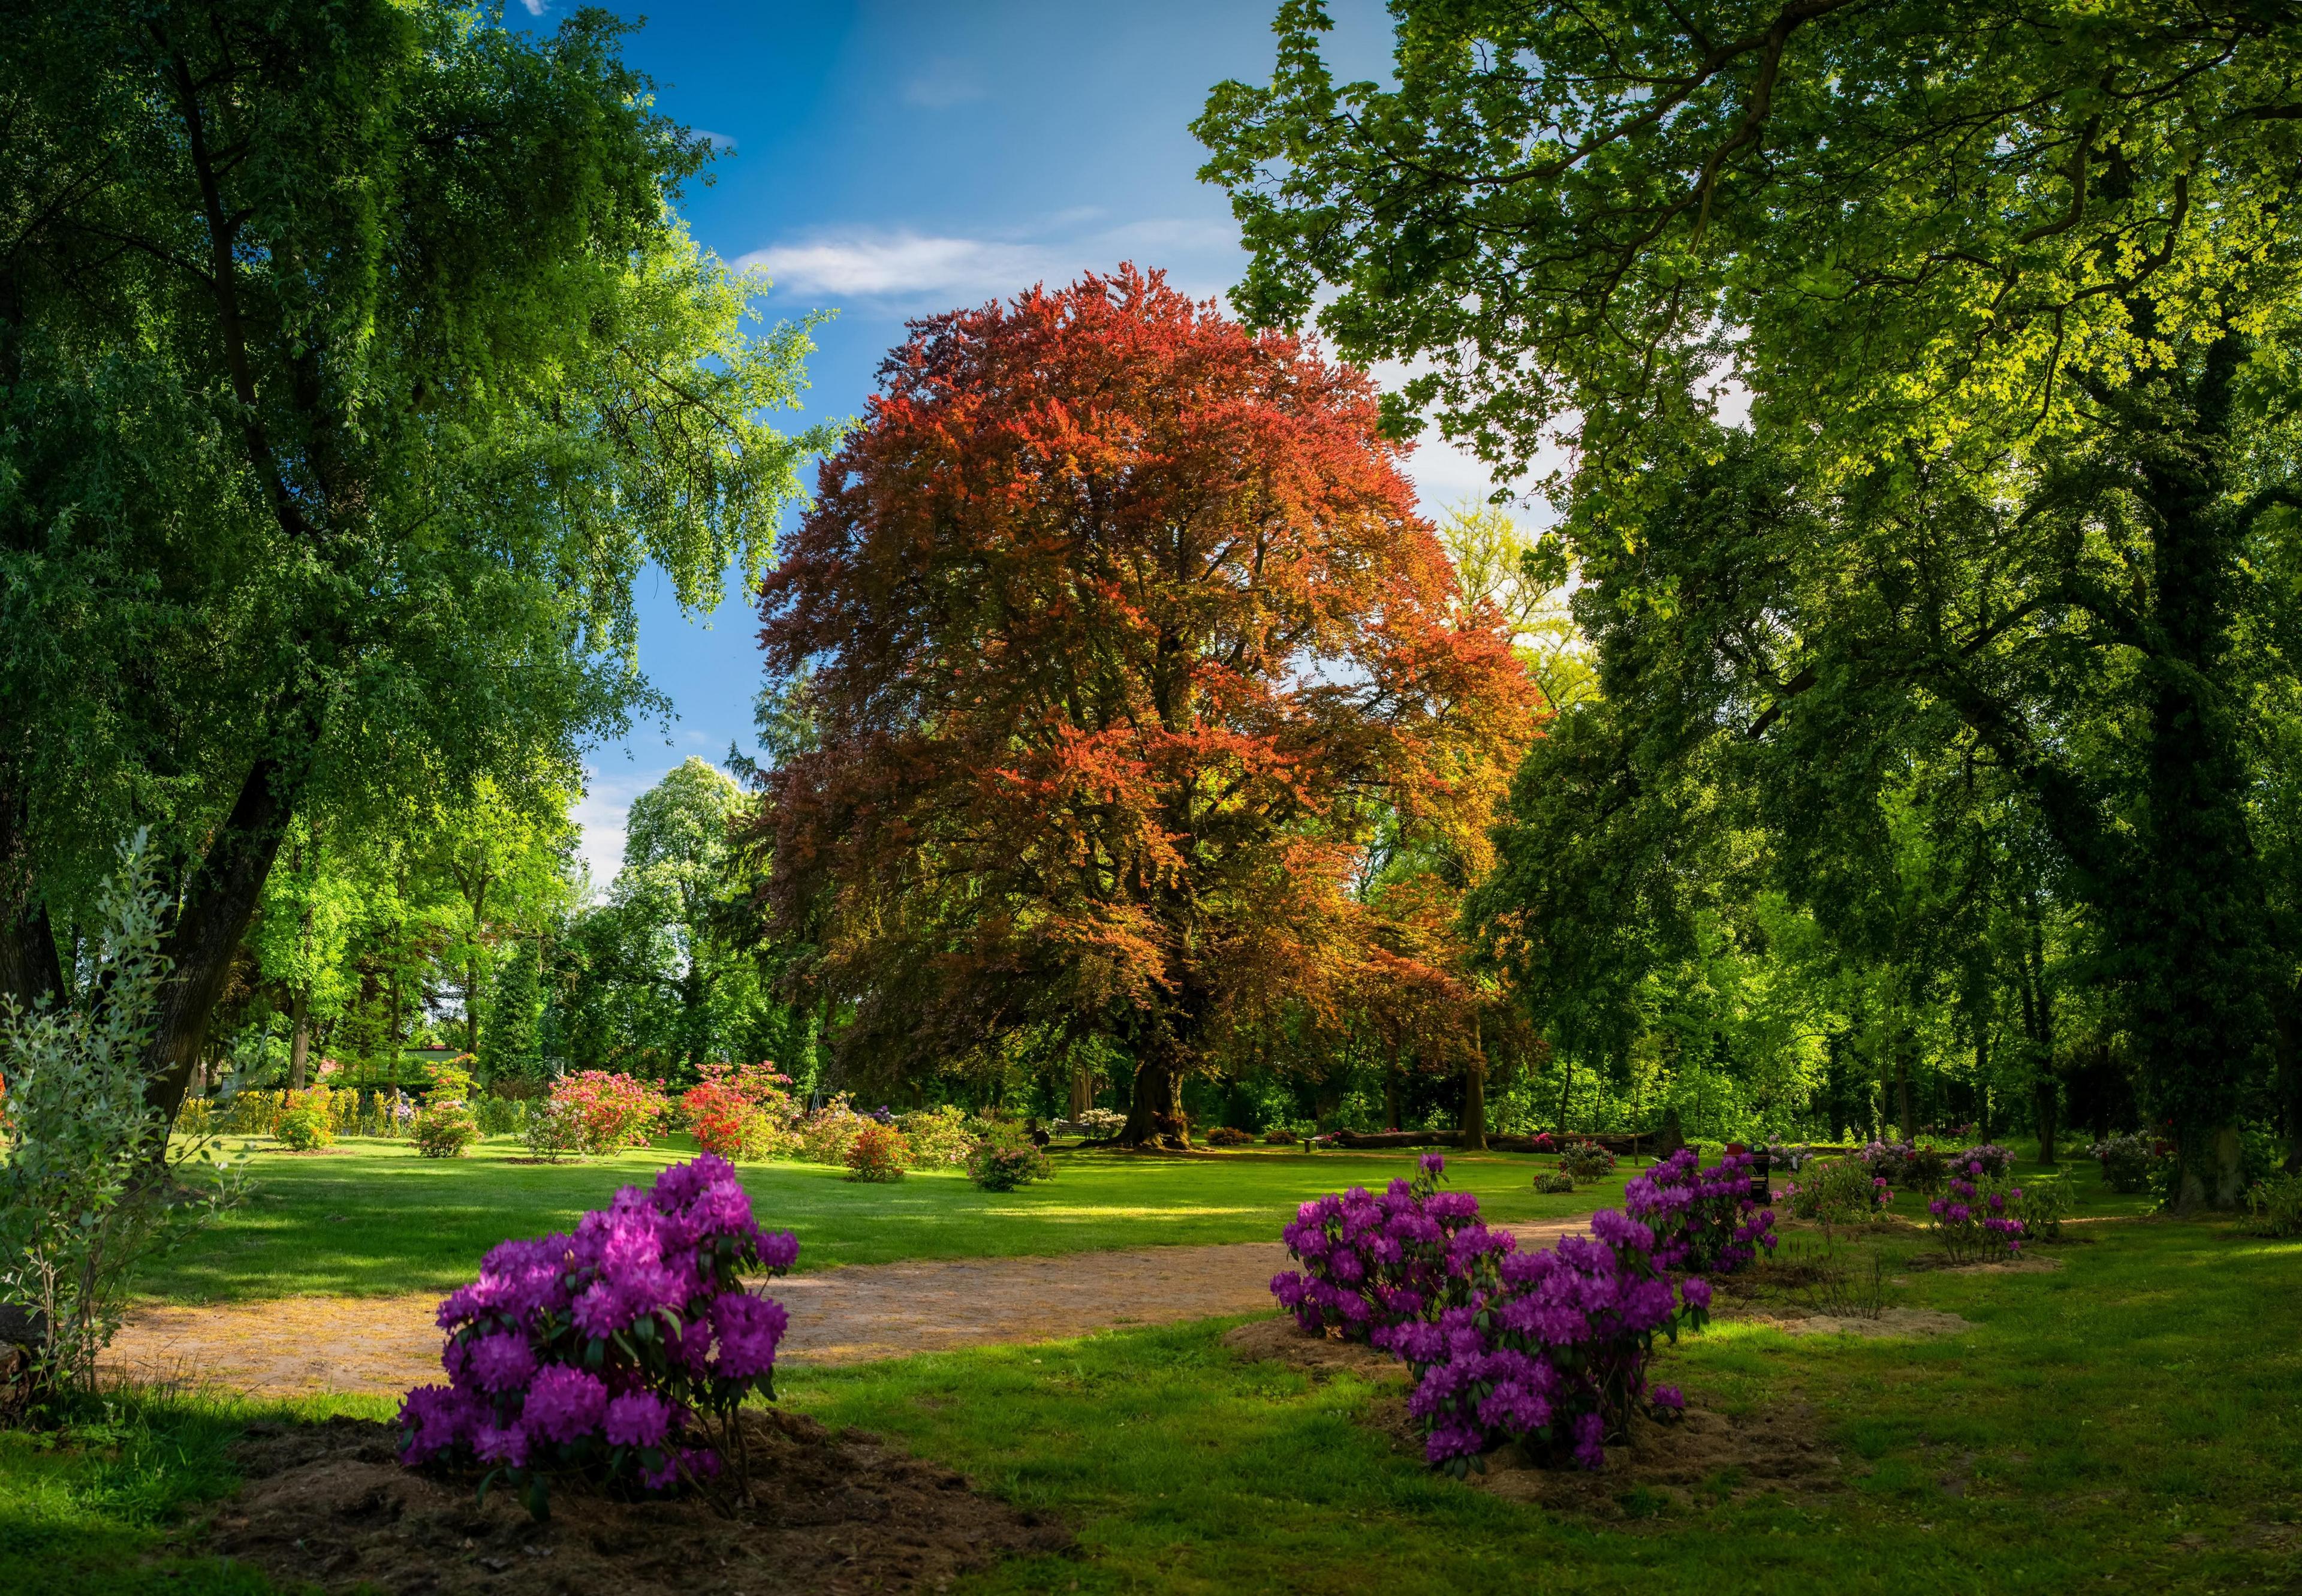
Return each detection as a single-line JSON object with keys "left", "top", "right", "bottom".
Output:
{"left": 398, "top": 1153, "right": 800, "bottom": 1516}
{"left": 1270, "top": 1151, "right": 1776, "bottom": 1476}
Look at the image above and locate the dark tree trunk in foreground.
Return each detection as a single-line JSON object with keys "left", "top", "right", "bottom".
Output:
{"left": 141, "top": 755, "right": 299, "bottom": 1129}
{"left": 1120, "top": 1049, "right": 1188, "bottom": 1149}
{"left": 1458, "top": 1016, "right": 1487, "bottom": 1151}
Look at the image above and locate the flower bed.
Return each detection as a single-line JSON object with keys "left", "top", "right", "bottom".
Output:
{"left": 1270, "top": 1150, "right": 1774, "bottom": 1474}
{"left": 397, "top": 1153, "right": 798, "bottom": 1514}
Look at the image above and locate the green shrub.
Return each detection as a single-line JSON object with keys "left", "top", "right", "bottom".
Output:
{"left": 1783, "top": 1157, "right": 1893, "bottom": 1226}
{"left": 2246, "top": 1171, "right": 2302, "bottom": 1237}
{"left": 895, "top": 1104, "right": 975, "bottom": 1168}
{"left": 274, "top": 1106, "right": 334, "bottom": 1151}
{"left": 1206, "top": 1126, "right": 1253, "bottom": 1147}
{"left": 173, "top": 1097, "right": 215, "bottom": 1138}
{"left": 844, "top": 1123, "right": 908, "bottom": 1182}
{"left": 1262, "top": 1127, "right": 1298, "bottom": 1146}
{"left": 2093, "top": 1134, "right": 2159, "bottom": 1193}
{"left": 1559, "top": 1140, "right": 1616, "bottom": 1181}
{"left": 967, "top": 1127, "right": 1054, "bottom": 1191}
{"left": 472, "top": 1095, "right": 528, "bottom": 1139}
{"left": 411, "top": 1102, "right": 480, "bottom": 1159}
{"left": 1532, "top": 1169, "right": 1574, "bottom": 1194}
{"left": 2014, "top": 1173, "right": 2074, "bottom": 1240}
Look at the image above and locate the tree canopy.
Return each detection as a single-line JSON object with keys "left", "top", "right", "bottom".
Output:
{"left": 749, "top": 267, "right": 1536, "bottom": 1144}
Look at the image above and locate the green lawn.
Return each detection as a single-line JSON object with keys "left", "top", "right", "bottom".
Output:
{"left": 17, "top": 1201, "right": 2298, "bottom": 1594}
{"left": 141, "top": 1136, "right": 1632, "bottom": 1304}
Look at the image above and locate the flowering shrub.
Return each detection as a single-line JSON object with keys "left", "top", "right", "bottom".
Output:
{"left": 1271, "top": 1150, "right": 1773, "bottom": 1474}
{"left": 275, "top": 1104, "right": 335, "bottom": 1151}
{"left": 1927, "top": 1158, "right": 2026, "bottom": 1260}
{"left": 843, "top": 1124, "right": 908, "bottom": 1182}
{"left": 1957, "top": 1143, "right": 2017, "bottom": 1179}
{"left": 1206, "top": 1127, "right": 1254, "bottom": 1147}
{"left": 794, "top": 1096, "right": 870, "bottom": 1166}
{"left": 1623, "top": 1149, "right": 1776, "bottom": 1274}
{"left": 1532, "top": 1169, "right": 1574, "bottom": 1194}
{"left": 896, "top": 1105, "right": 977, "bottom": 1168}
{"left": 1529, "top": 1131, "right": 1557, "bottom": 1152}
{"left": 2092, "top": 1134, "right": 2159, "bottom": 1194}
{"left": 1783, "top": 1157, "right": 1894, "bottom": 1225}
{"left": 1391, "top": 1215, "right": 1709, "bottom": 1474}
{"left": 1071, "top": 1107, "right": 1127, "bottom": 1139}
{"left": 550, "top": 1072, "right": 668, "bottom": 1155}
{"left": 1263, "top": 1127, "right": 1298, "bottom": 1146}
{"left": 1764, "top": 1134, "right": 1819, "bottom": 1173}
{"left": 966, "top": 1127, "right": 1054, "bottom": 1191}
{"left": 1857, "top": 1139, "right": 1912, "bottom": 1182}
{"left": 1559, "top": 1141, "right": 1616, "bottom": 1181}
{"left": 523, "top": 1100, "right": 586, "bottom": 1163}
{"left": 1270, "top": 1155, "right": 1513, "bottom": 1342}
{"left": 412, "top": 1101, "right": 481, "bottom": 1159}
{"left": 397, "top": 1154, "right": 799, "bottom": 1514}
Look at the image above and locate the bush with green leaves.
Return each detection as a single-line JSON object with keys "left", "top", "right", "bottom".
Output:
{"left": 411, "top": 1102, "right": 481, "bottom": 1159}
{"left": 472, "top": 1096, "right": 529, "bottom": 1139}
{"left": 0, "top": 833, "right": 242, "bottom": 1402}
{"left": 522, "top": 1100, "right": 586, "bottom": 1163}
{"left": 894, "top": 1104, "right": 975, "bottom": 1168}
{"left": 2093, "top": 1135, "right": 2161, "bottom": 1194}
{"left": 2247, "top": 1172, "right": 2302, "bottom": 1238}
{"left": 968, "top": 1125, "right": 1054, "bottom": 1191}
{"left": 1783, "top": 1157, "right": 1894, "bottom": 1227}
{"left": 1206, "top": 1126, "right": 1254, "bottom": 1147}
{"left": 1532, "top": 1169, "right": 1575, "bottom": 1194}
{"left": 274, "top": 1106, "right": 334, "bottom": 1151}
{"left": 1559, "top": 1140, "right": 1616, "bottom": 1181}
{"left": 2014, "top": 1174, "right": 2074, "bottom": 1240}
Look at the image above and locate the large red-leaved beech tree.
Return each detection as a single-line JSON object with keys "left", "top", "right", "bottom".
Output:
{"left": 750, "top": 267, "right": 1535, "bottom": 1146}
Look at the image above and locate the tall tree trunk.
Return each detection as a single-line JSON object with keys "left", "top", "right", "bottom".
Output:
{"left": 1383, "top": 1058, "right": 1402, "bottom": 1131}
{"left": 288, "top": 985, "right": 311, "bottom": 1091}
{"left": 463, "top": 948, "right": 483, "bottom": 1055}
{"left": 1894, "top": 1031, "right": 1917, "bottom": 1144}
{"left": 1458, "top": 1011, "right": 1488, "bottom": 1151}
{"left": 1067, "top": 1064, "right": 1093, "bottom": 1121}
{"left": 141, "top": 754, "right": 300, "bottom": 1130}
{"left": 1120, "top": 1048, "right": 1186, "bottom": 1148}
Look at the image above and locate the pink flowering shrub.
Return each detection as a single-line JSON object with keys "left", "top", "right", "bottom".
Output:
{"left": 550, "top": 1071, "right": 669, "bottom": 1155}
{"left": 1927, "top": 1157, "right": 2026, "bottom": 1261}
{"left": 1269, "top": 1154, "right": 1514, "bottom": 1342}
{"left": 679, "top": 1063, "right": 797, "bottom": 1162}
{"left": 1623, "top": 1149, "right": 1776, "bottom": 1275}
{"left": 1271, "top": 1150, "right": 1777, "bottom": 1474}
{"left": 396, "top": 1153, "right": 798, "bottom": 1514}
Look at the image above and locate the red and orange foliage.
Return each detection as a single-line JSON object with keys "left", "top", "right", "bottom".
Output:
{"left": 751, "top": 267, "right": 1537, "bottom": 1143}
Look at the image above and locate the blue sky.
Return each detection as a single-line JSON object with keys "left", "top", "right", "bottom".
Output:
{"left": 559, "top": 0, "right": 1517, "bottom": 882}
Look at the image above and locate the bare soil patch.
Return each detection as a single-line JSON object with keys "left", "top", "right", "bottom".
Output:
{"left": 1222, "top": 1315, "right": 1848, "bottom": 1519}
{"left": 204, "top": 1410, "right": 1069, "bottom": 1596}
{"left": 1904, "top": 1252, "right": 2065, "bottom": 1275}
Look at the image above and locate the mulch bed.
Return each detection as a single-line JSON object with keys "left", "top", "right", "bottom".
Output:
{"left": 1223, "top": 1316, "right": 1848, "bottom": 1520}
{"left": 201, "top": 1410, "right": 1071, "bottom": 1595}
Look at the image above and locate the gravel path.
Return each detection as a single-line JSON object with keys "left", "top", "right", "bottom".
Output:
{"left": 107, "top": 1220, "right": 1591, "bottom": 1399}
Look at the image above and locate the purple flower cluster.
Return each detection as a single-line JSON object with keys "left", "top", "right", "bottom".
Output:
{"left": 1927, "top": 1158, "right": 2026, "bottom": 1260}
{"left": 1270, "top": 1151, "right": 1777, "bottom": 1475}
{"left": 397, "top": 1154, "right": 798, "bottom": 1501}
{"left": 1956, "top": 1142, "right": 2016, "bottom": 1179}
{"left": 1268, "top": 1152, "right": 1514, "bottom": 1343}
{"left": 1622, "top": 1149, "right": 1777, "bottom": 1275}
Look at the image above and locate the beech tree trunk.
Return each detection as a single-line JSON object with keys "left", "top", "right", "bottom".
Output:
{"left": 1458, "top": 1011, "right": 1487, "bottom": 1151}
{"left": 1120, "top": 1052, "right": 1186, "bottom": 1148}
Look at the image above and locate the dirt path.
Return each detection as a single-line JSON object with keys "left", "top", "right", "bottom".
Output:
{"left": 107, "top": 1220, "right": 1590, "bottom": 1399}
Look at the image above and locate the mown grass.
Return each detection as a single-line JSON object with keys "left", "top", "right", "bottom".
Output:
{"left": 783, "top": 1209, "right": 2301, "bottom": 1593}
{"left": 13, "top": 1160, "right": 2295, "bottom": 1593}
{"left": 140, "top": 1137, "right": 1631, "bottom": 1304}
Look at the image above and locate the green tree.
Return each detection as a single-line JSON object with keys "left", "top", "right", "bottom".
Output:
{"left": 1201, "top": 0, "right": 2302, "bottom": 1207}
{"left": 0, "top": 0, "right": 832, "bottom": 1127}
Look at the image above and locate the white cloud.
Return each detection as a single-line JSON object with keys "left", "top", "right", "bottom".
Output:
{"left": 518, "top": 0, "right": 546, "bottom": 14}
{"left": 570, "top": 763, "right": 663, "bottom": 895}
{"left": 737, "top": 218, "right": 1239, "bottom": 308}
{"left": 902, "top": 58, "right": 987, "bottom": 110}
{"left": 694, "top": 129, "right": 738, "bottom": 153}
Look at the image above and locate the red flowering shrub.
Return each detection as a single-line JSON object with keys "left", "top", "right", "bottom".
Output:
{"left": 550, "top": 1072, "right": 668, "bottom": 1155}
{"left": 679, "top": 1063, "right": 797, "bottom": 1162}
{"left": 843, "top": 1124, "right": 908, "bottom": 1182}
